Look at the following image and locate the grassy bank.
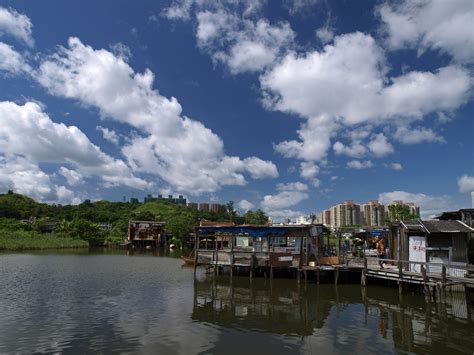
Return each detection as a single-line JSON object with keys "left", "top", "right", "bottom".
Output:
{"left": 0, "top": 230, "right": 88, "bottom": 251}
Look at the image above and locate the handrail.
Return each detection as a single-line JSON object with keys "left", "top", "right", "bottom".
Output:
{"left": 352, "top": 256, "right": 474, "bottom": 272}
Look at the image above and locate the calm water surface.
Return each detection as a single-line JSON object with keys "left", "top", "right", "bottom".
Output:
{"left": 0, "top": 249, "right": 473, "bottom": 354}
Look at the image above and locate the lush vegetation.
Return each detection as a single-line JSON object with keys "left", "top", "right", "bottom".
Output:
{"left": 0, "top": 218, "right": 88, "bottom": 250}
{"left": 0, "top": 192, "right": 269, "bottom": 249}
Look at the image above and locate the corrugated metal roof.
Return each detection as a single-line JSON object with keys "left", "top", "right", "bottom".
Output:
{"left": 420, "top": 220, "right": 474, "bottom": 233}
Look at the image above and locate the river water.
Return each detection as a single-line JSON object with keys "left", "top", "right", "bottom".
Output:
{"left": 0, "top": 249, "right": 472, "bottom": 354}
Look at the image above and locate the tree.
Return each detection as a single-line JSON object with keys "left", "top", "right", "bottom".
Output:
{"left": 167, "top": 214, "right": 194, "bottom": 246}
{"left": 226, "top": 201, "right": 237, "bottom": 222}
{"left": 244, "top": 209, "right": 269, "bottom": 225}
{"left": 388, "top": 204, "right": 419, "bottom": 222}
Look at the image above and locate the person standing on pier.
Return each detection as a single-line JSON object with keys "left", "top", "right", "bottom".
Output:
{"left": 376, "top": 237, "right": 386, "bottom": 269}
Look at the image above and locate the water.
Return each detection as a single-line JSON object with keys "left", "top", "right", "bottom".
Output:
{"left": 1, "top": 249, "right": 473, "bottom": 354}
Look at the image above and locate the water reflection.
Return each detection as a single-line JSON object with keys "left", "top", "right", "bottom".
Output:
{"left": 0, "top": 251, "right": 472, "bottom": 354}
{"left": 192, "top": 274, "right": 474, "bottom": 354}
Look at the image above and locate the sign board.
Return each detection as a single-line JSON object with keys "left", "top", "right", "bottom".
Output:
{"left": 270, "top": 253, "right": 294, "bottom": 267}
{"left": 409, "top": 236, "right": 426, "bottom": 272}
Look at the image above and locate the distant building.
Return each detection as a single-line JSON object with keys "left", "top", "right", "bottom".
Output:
{"left": 144, "top": 194, "right": 187, "bottom": 205}
{"left": 188, "top": 202, "right": 198, "bottom": 210}
{"left": 320, "top": 199, "right": 420, "bottom": 228}
{"left": 210, "top": 203, "right": 225, "bottom": 213}
{"left": 198, "top": 203, "right": 210, "bottom": 211}
{"left": 361, "top": 200, "right": 385, "bottom": 227}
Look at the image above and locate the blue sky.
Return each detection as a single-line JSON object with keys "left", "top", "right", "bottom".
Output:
{"left": 0, "top": 0, "right": 472, "bottom": 219}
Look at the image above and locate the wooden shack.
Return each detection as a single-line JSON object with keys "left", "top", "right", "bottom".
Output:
{"left": 397, "top": 220, "right": 473, "bottom": 274}
{"left": 194, "top": 224, "right": 329, "bottom": 273}
{"left": 128, "top": 220, "right": 166, "bottom": 247}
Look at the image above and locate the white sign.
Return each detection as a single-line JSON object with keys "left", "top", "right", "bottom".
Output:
{"left": 278, "top": 256, "right": 293, "bottom": 262}
{"left": 409, "top": 236, "right": 426, "bottom": 272}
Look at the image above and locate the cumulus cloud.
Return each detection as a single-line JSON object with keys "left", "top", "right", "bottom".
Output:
{"left": 368, "top": 133, "right": 393, "bottom": 157}
{"left": 378, "top": 0, "right": 474, "bottom": 63}
{"left": 0, "top": 101, "right": 149, "bottom": 190}
{"left": 393, "top": 126, "right": 445, "bottom": 144}
{"left": 36, "top": 37, "right": 277, "bottom": 195}
{"left": 0, "top": 155, "right": 78, "bottom": 204}
{"left": 58, "top": 167, "right": 83, "bottom": 186}
{"left": 163, "top": 1, "right": 294, "bottom": 74}
{"left": 378, "top": 190, "right": 457, "bottom": 218}
{"left": 0, "top": 42, "right": 31, "bottom": 74}
{"left": 96, "top": 125, "right": 120, "bottom": 145}
{"left": 261, "top": 182, "right": 309, "bottom": 210}
{"left": 261, "top": 32, "right": 470, "bottom": 165}
{"left": 315, "top": 25, "right": 334, "bottom": 44}
{"left": 197, "top": 14, "right": 294, "bottom": 74}
{"left": 333, "top": 141, "right": 367, "bottom": 158}
{"left": 385, "top": 162, "right": 403, "bottom": 171}
{"left": 458, "top": 175, "right": 474, "bottom": 193}
{"left": 347, "top": 160, "right": 373, "bottom": 170}
{"left": 237, "top": 199, "right": 255, "bottom": 211}
{"left": 0, "top": 6, "right": 34, "bottom": 47}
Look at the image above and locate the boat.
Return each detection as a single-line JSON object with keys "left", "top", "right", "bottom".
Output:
{"left": 181, "top": 255, "right": 195, "bottom": 266}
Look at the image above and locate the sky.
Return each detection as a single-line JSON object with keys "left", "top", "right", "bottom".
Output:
{"left": 0, "top": 0, "right": 473, "bottom": 219}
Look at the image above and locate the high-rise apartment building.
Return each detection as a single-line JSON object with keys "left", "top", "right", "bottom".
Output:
{"left": 321, "top": 199, "right": 420, "bottom": 228}
{"left": 361, "top": 200, "right": 385, "bottom": 226}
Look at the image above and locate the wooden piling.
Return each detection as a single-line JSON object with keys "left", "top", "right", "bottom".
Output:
{"left": 361, "top": 257, "right": 367, "bottom": 287}
{"left": 421, "top": 264, "right": 430, "bottom": 302}
{"left": 398, "top": 260, "right": 403, "bottom": 295}
{"left": 441, "top": 264, "right": 447, "bottom": 303}
{"left": 334, "top": 266, "right": 339, "bottom": 286}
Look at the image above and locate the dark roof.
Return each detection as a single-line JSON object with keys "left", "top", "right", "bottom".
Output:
{"left": 435, "top": 208, "right": 474, "bottom": 220}
{"left": 420, "top": 220, "right": 473, "bottom": 233}
{"left": 197, "top": 224, "right": 328, "bottom": 237}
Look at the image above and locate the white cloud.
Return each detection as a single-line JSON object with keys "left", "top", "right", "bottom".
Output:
{"left": 242, "top": 157, "right": 279, "bottom": 179}
{"left": 393, "top": 126, "right": 445, "bottom": 144}
{"left": 315, "top": 25, "right": 334, "bottom": 44}
{"left": 162, "top": 0, "right": 194, "bottom": 20}
{"left": 299, "top": 161, "right": 320, "bottom": 186}
{"left": 286, "top": 0, "right": 319, "bottom": 16}
{"left": 163, "top": 1, "right": 294, "bottom": 74}
{"left": 261, "top": 32, "right": 470, "bottom": 163}
{"left": 96, "top": 125, "right": 120, "bottom": 145}
{"left": 237, "top": 199, "right": 255, "bottom": 211}
{"left": 0, "top": 155, "right": 77, "bottom": 204}
{"left": 378, "top": 0, "right": 474, "bottom": 63}
{"left": 58, "top": 167, "right": 83, "bottom": 186}
{"left": 368, "top": 133, "right": 393, "bottom": 157}
{"left": 385, "top": 162, "right": 403, "bottom": 171}
{"left": 378, "top": 190, "right": 457, "bottom": 218}
{"left": 458, "top": 175, "right": 474, "bottom": 193}
{"left": 261, "top": 182, "right": 309, "bottom": 210}
{"left": 0, "top": 6, "right": 33, "bottom": 47}
{"left": 109, "top": 42, "right": 132, "bottom": 61}
{"left": 0, "top": 101, "right": 149, "bottom": 190}
{"left": 347, "top": 160, "right": 373, "bottom": 170}
{"left": 198, "top": 14, "right": 295, "bottom": 74}
{"left": 333, "top": 141, "right": 367, "bottom": 158}
{"left": 0, "top": 41, "right": 31, "bottom": 74}
{"left": 36, "top": 37, "right": 277, "bottom": 195}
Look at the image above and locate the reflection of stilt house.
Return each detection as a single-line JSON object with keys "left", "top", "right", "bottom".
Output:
{"left": 192, "top": 277, "right": 331, "bottom": 336}
{"left": 128, "top": 220, "right": 166, "bottom": 247}
{"left": 194, "top": 224, "right": 329, "bottom": 272}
